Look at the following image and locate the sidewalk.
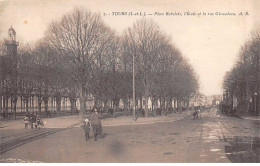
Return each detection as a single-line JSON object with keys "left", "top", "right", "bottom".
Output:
{"left": 101, "top": 112, "right": 189, "bottom": 127}
{"left": 0, "top": 112, "right": 190, "bottom": 130}
{"left": 234, "top": 112, "right": 260, "bottom": 121}
{"left": 0, "top": 116, "right": 81, "bottom": 130}
{"left": 0, "top": 119, "right": 23, "bottom": 129}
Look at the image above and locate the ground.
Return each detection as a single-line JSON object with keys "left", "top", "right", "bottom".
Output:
{"left": 0, "top": 107, "right": 259, "bottom": 163}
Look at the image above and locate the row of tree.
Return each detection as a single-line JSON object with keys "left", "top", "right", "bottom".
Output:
{"left": 0, "top": 8, "right": 199, "bottom": 120}
{"left": 223, "top": 28, "right": 260, "bottom": 113}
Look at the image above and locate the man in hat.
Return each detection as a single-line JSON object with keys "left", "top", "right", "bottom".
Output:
{"left": 90, "top": 108, "right": 102, "bottom": 141}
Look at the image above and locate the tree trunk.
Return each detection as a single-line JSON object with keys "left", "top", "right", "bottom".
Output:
{"left": 11, "top": 99, "right": 13, "bottom": 113}
{"left": 144, "top": 87, "right": 149, "bottom": 118}
{"left": 256, "top": 51, "right": 259, "bottom": 114}
{"left": 128, "top": 96, "right": 131, "bottom": 111}
{"left": 169, "top": 98, "right": 173, "bottom": 109}
{"left": 12, "top": 97, "right": 17, "bottom": 120}
{"left": 69, "top": 98, "right": 76, "bottom": 115}
{"left": 38, "top": 97, "right": 42, "bottom": 115}
{"left": 56, "top": 97, "right": 61, "bottom": 116}
{"left": 14, "top": 102, "right": 17, "bottom": 120}
{"left": 6, "top": 98, "right": 9, "bottom": 118}
{"left": 177, "top": 99, "right": 181, "bottom": 113}
{"left": 26, "top": 100, "right": 29, "bottom": 114}
{"left": 94, "top": 96, "right": 98, "bottom": 108}
{"left": 79, "top": 84, "right": 86, "bottom": 122}
{"left": 20, "top": 96, "right": 23, "bottom": 112}
{"left": 44, "top": 98, "right": 48, "bottom": 113}
{"left": 153, "top": 98, "right": 158, "bottom": 117}
{"left": 104, "top": 99, "right": 109, "bottom": 111}
{"left": 140, "top": 96, "right": 143, "bottom": 109}
{"left": 161, "top": 98, "right": 164, "bottom": 115}
{"left": 3, "top": 97, "right": 6, "bottom": 118}
{"left": 0, "top": 95, "right": 2, "bottom": 115}
{"left": 123, "top": 97, "right": 128, "bottom": 112}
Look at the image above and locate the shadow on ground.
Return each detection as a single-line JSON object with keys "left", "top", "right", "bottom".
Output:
{"left": 99, "top": 133, "right": 109, "bottom": 139}
{"left": 225, "top": 136, "right": 260, "bottom": 163}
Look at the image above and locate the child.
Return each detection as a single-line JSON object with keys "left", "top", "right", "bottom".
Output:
{"left": 24, "top": 116, "right": 29, "bottom": 129}
{"left": 82, "top": 119, "right": 91, "bottom": 141}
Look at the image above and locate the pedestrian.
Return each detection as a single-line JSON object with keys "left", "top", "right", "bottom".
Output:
{"left": 90, "top": 107, "right": 102, "bottom": 141}
{"left": 29, "top": 112, "right": 34, "bottom": 129}
{"left": 192, "top": 110, "right": 198, "bottom": 119}
{"left": 82, "top": 119, "right": 91, "bottom": 141}
{"left": 197, "top": 106, "right": 201, "bottom": 119}
{"left": 24, "top": 115, "right": 29, "bottom": 129}
{"left": 36, "top": 115, "right": 42, "bottom": 129}
{"left": 33, "top": 113, "right": 37, "bottom": 128}
{"left": 192, "top": 107, "right": 199, "bottom": 119}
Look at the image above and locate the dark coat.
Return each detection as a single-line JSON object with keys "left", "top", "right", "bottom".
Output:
{"left": 90, "top": 114, "right": 102, "bottom": 135}
{"left": 90, "top": 114, "right": 101, "bottom": 126}
{"left": 82, "top": 122, "right": 90, "bottom": 132}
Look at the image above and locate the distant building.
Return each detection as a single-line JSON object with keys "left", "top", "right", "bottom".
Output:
{"left": 0, "top": 27, "right": 73, "bottom": 116}
{"left": 210, "top": 95, "right": 222, "bottom": 106}
{"left": 189, "top": 94, "right": 207, "bottom": 107}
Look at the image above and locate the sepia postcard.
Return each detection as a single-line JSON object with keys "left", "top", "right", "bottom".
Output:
{"left": 0, "top": 0, "right": 259, "bottom": 163}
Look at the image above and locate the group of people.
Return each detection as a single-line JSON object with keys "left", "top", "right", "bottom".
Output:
{"left": 82, "top": 107, "right": 103, "bottom": 141}
{"left": 24, "top": 112, "right": 43, "bottom": 129}
{"left": 192, "top": 106, "right": 202, "bottom": 119}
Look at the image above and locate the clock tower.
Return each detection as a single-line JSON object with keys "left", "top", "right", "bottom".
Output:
{"left": 5, "top": 26, "right": 19, "bottom": 71}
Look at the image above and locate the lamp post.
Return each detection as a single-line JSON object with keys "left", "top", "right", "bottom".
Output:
{"left": 253, "top": 45, "right": 259, "bottom": 113}
{"left": 133, "top": 53, "right": 136, "bottom": 120}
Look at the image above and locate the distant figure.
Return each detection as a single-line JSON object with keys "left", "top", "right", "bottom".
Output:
{"left": 35, "top": 115, "right": 42, "bottom": 129}
{"left": 29, "top": 113, "right": 34, "bottom": 129}
{"left": 24, "top": 116, "right": 29, "bottom": 129}
{"left": 193, "top": 110, "right": 198, "bottom": 119}
{"left": 82, "top": 119, "right": 91, "bottom": 141}
{"left": 197, "top": 106, "right": 201, "bottom": 119}
{"left": 33, "top": 113, "right": 37, "bottom": 128}
{"left": 188, "top": 107, "right": 191, "bottom": 115}
{"left": 90, "top": 108, "right": 102, "bottom": 141}
{"left": 193, "top": 106, "right": 200, "bottom": 119}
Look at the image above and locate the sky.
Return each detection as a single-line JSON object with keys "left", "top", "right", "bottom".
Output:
{"left": 0, "top": 0, "right": 259, "bottom": 96}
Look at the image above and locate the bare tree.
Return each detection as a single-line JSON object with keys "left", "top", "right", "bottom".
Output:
{"left": 45, "top": 8, "right": 114, "bottom": 121}
{"left": 123, "top": 18, "right": 170, "bottom": 117}
{"left": 223, "top": 27, "right": 260, "bottom": 114}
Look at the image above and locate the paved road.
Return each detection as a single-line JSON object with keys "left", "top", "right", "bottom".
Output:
{"left": 0, "top": 107, "right": 259, "bottom": 163}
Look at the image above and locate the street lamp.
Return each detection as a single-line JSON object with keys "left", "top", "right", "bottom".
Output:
{"left": 254, "top": 92, "right": 257, "bottom": 112}
{"left": 133, "top": 53, "right": 136, "bottom": 120}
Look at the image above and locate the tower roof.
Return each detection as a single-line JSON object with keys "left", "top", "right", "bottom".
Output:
{"left": 8, "top": 26, "right": 16, "bottom": 34}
